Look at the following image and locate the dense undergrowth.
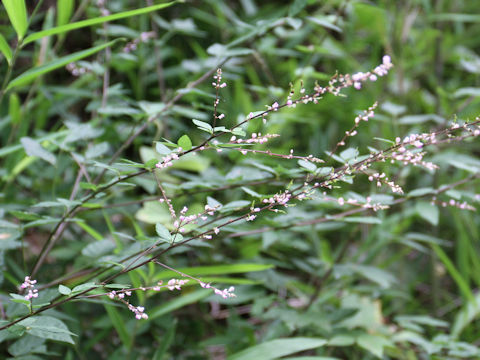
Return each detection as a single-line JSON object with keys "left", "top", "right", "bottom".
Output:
{"left": 1, "top": 1, "right": 480, "bottom": 359}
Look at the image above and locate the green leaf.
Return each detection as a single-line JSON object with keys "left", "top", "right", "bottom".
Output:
{"left": 192, "top": 119, "right": 213, "bottom": 133}
{"left": 415, "top": 201, "right": 439, "bottom": 226}
{"left": 9, "top": 93, "right": 21, "bottom": 125}
{"left": 0, "top": 130, "right": 68, "bottom": 158}
{"left": 148, "top": 289, "right": 212, "bottom": 320}
{"left": 20, "top": 137, "right": 56, "bottom": 165}
{"left": 7, "top": 39, "right": 121, "bottom": 91}
{"left": 8, "top": 334, "right": 46, "bottom": 357}
{"left": 452, "top": 292, "right": 480, "bottom": 338}
{"left": 398, "top": 114, "right": 444, "bottom": 125}
{"left": 76, "top": 221, "right": 103, "bottom": 240}
{"left": 307, "top": 16, "right": 342, "bottom": 33}
{"left": 177, "top": 134, "right": 193, "bottom": 151}
{"left": 429, "top": 13, "right": 480, "bottom": 23}
{"left": 431, "top": 244, "right": 474, "bottom": 302}
{"left": 56, "top": 0, "right": 74, "bottom": 27}
{"left": 58, "top": 285, "right": 71, "bottom": 295}
{"left": 136, "top": 200, "right": 173, "bottom": 225}
{"left": 19, "top": 316, "right": 76, "bottom": 344}
{"left": 104, "top": 304, "right": 132, "bottom": 349}
{"left": 71, "top": 282, "right": 100, "bottom": 295}
{"left": 342, "top": 216, "right": 382, "bottom": 224}
{"left": 141, "top": 146, "right": 210, "bottom": 173}
{"left": 155, "top": 223, "right": 172, "bottom": 241}
{"left": 155, "top": 263, "right": 274, "bottom": 280}
{"left": 3, "top": 0, "right": 28, "bottom": 40}
{"left": 408, "top": 187, "right": 435, "bottom": 197}
{"left": 23, "top": 1, "right": 177, "bottom": 45}
{"left": 298, "top": 159, "right": 317, "bottom": 172}
{"left": 104, "top": 283, "right": 131, "bottom": 289}
{"left": 454, "top": 87, "right": 480, "bottom": 98}
{"left": 0, "top": 33, "right": 12, "bottom": 64}
{"left": 153, "top": 320, "right": 176, "bottom": 360}
{"left": 10, "top": 293, "right": 30, "bottom": 306}
{"left": 338, "top": 264, "right": 396, "bottom": 289}
{"left": 356, "top": 334, "right": 392, "bottom": 359}
{"left": 81, "top": 239, "right": 116, "bottom": 257}
{"left": 289, "top": 0, "right": 308, "bottom": 17}
{"left": 155, "top": 142, "right": 172, "bottom": 155}
{"left": 228, "top": 338, "right": 327, "bottom": 360}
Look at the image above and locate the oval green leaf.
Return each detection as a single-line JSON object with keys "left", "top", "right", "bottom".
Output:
{"left": 228, "top": 338, "right": 327, "bottom": 360}
{"left": 177, "top": 134, "right": 192, "bottom": 151}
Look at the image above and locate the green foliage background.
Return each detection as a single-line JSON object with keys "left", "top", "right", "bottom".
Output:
{"left": 1, "top": 0, "right": 480, "bottom": 359}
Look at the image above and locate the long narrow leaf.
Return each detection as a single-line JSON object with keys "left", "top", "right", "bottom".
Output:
{"left": 104, "top": 304, "right": 132, "bottom": 349}
{"left": 2, "top": 0, "right": 28, "bottom": 40}
{"left": 56, "top": 0, "right": 75, "bottom": 27}
{"left": 23, "top": 1, "right": 178, "bottom": 45}
{"left": 0, "top": 33, "right": 13, "bottom": 64}
{"left": 6, "top": 39, "right": 121, "bottom": 91}
{"left": 154, "top": 263, "right": 274, "bottom": 280}
{"left": 0, "top": 130, "right": 68, "bottom": 157}
{"left": 431, "top": 244, "right": 474, "bottom": 302}
{"left": 148, "top": 289, "right": 210, "bottom": 320}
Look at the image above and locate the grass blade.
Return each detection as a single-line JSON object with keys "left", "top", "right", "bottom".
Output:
{"left": 0, "top": 33, "right": 13, "bottom": 64}
{"left": 6, "top": 39, "right": 121, "bottom": 91}
{"left": 154, "top": 263, "right": 274, "bottom": 280}
{"left": 23, "top": 1, "right": 178, "bottom": 45}
{"left": 431, "top": 244, "right": 474, "bottom": 302}
{"left": 2, "top": 0, "right": 28, "bottom": 40}
{"left": 56, "top": 0, "right": 75, "bottom": 27}
{"left": 148, "top": 289, "right": 210, "bottom": 320}
{"left": 104, "top": 304, "right": 132, "bottom": 350}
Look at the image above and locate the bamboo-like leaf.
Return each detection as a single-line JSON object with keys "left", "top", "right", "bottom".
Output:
{"left": 148, "top": 289, "right": 211, "bottom": 320}
{"left": 0, "top": 33, "right": 13, "bottom": 64}
{"left": 23, "top": 1, "right": 178, "bottom": 45}
{"left": 9, "top": 93, "right": 21, "bottom": 125}
{"left": 6, "top": 39, "right": 121, "bottom": 91}
{"left": 2, "top": 0, "right": 28, "bottom": 40}
{"left": 56, "top": 0, "right": 75, "bottom": 27}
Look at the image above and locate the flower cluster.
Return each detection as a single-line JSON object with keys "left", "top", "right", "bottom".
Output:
{"left": 106, "top": 278, "right": 189, "bottom": 320}
{"left": 331, "top": 102, "right": 378, "bottom": 154}
{"left": 230, "top": 133, "right": 279, "bottom": 145}
{"left": 351, "top": 55, "right": 393, "bottom": 90}
{"left": 20, "top": 276, "right": 39, "bottom": 301}
{"left": 240, "top": 56, "right": 393, "bottom": 132}
{"left": 167, "top": 279, "right": 189, "bottom": 290}
{"left": 263, "top": 190, "right": 293, "bottom": 211}
{"left": 174, "top": 204, "right": 218, "bottom": 234}
{"left": 390, "top": 145, "right": 438, "bottom": 171}
{"left": 212, "top": 68, "right": 227, "bottom": 89}
{"left": 432, "top": 197, "right": 476, "bottom": 211}
{"left": 108, "top": 290, "right": 132, "bottom": 299}
{"left": 129, "top": 304, "right": 148, "bottom": 320}
{"left": 200, "top": 282, "right": 236, "bottom": 299}
{"left": 368, "top": 172, "right": 403, "bottom": 194}
{"left": 123, "top": 32, "right": 156, "bottom": 53}
{"left": 97, "top": 0, "right": 110, "bottom": 16}
{"left": 66, "top": 62, "right": 89, "bottom": 77}
{"left": 156, "top": 148, "right": 181, "bottom": 169}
